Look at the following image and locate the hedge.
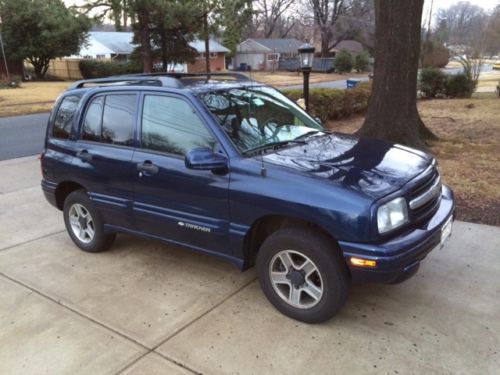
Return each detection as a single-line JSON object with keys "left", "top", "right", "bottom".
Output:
{"left": 283, "top": 83, "right": 371, "bottom": 122}
{"left": 79, "top": 60, "right": 142, "bottom": 79}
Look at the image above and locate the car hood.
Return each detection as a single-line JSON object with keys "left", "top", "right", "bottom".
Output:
{"left": 263, "top": 132, "right": 432, "bottom": 200}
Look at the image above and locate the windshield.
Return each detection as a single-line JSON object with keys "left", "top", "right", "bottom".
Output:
{"left": 200, "top": 86, "right": 325, "bottom": 155}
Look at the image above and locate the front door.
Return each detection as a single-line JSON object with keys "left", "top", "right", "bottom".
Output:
{"left": 132, "top": 92, "right": 231, "bottom": 255}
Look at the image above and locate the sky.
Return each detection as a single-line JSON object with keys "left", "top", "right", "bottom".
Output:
{"left": 64, "top": 0, "right": 499, "bottom": 24}
{"left": 425, "top": 0, "right": 499, "bottom": 12}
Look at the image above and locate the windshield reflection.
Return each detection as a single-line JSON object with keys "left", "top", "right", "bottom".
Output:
{"left": 200, "top": 86, "right": 324, "bottom": 155}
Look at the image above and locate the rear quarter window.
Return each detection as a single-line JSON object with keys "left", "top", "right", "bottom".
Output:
{"left": 52, "top": 95, "right": 81, "bottom": 139}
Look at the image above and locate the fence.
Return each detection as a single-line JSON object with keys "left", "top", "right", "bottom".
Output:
{"left": 46, "top": 59, "right": 83, "bottom": 80}
{"left": 278, "top": 58, "right": 335, "bottom": 73}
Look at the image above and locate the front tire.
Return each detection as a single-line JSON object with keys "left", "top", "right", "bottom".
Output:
{"left": 257, "top": 227, "right": 349, "bottom": 323}
{"left": 63, "top": 190, "right": 115, "bottom": 253}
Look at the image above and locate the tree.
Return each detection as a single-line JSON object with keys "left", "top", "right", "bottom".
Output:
{"left": 0, "top": 0, "right": 90, "bottom": 79}
{"left": 255, "top": 0, "right": 295, "bottom": 38}
{"left": 151, "top": 1, "right": 201, "bottom": 71}
{"left": 310, "top": 0, "right": 372, "bottom": 57}
{"left": 129, "top": 0, "right": 154, "bottom": 73}
{"left": 219, "top": 0, "right": 253, "bottom": 59}
{"left": 80, "top": 0, "right": 131, "bottom": 31}
{"left": 356, "top": 0, "right": 436, "bottom": 150}
{"left": 436, "top": 2, "right": 486, "bottom": 47}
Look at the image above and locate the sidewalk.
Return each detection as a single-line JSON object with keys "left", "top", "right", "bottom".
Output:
{"left": 0, "top": 156, "right": 499, "bottom": 374}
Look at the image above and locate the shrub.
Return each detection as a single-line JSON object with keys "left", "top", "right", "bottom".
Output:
{"left": 0, "top": 74, "right": 22, "bottom": 88}
{"left": 445, "top": 73, "right": 474, "bottom": 98}
{"left": 354, "top": 51, "right": 369, "bottom": 72}
{"left": 421, "top": 41, "right": 450, "bottom": 68}
{"left": 419, "top": 68, "right": 447, "bottom": 98}
{"left": 334, "top": 49, "right": 353, "bottom": 73}
{"left": 283, "top": 83, "right": 371, "bottom": 122}
{"left": 79, "top": 60, "right": 142, "bottom": 79}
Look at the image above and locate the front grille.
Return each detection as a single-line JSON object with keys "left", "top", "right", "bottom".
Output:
{"left": 408, "top": 166, "right": 441, "bottom": 224}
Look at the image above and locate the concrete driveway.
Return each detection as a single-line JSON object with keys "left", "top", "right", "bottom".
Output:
{"left": 0, "top": 156, "right": 499, "bottom": 375}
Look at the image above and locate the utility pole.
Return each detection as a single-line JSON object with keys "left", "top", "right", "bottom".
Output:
{"left": 420, "top": 0, "right": 434, "bottom": 67}
{"left": 0, "top": 22, "right": 11, "bottom": 82}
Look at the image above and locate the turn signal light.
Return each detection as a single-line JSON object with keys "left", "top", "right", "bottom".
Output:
{"left": 350, "top": 257, "right": 377, "bottom": 268}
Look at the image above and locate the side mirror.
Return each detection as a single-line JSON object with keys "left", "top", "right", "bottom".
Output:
{"left": 314, "top": 116, "right": 323, "bottom": 125}
{"left": 185, "top": 148, "right": 228, "bottom": 171}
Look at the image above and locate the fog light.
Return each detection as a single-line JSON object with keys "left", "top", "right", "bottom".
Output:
{"left": 350, "top": 257, "right": 377, "bottom": 268}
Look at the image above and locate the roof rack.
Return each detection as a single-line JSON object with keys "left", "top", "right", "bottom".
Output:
{"left": 126, "top": 72, "right": 252, "bottom": 82}
{"left": 68, "top": 76, "right": 183, "bottom": 90}
{"left": 68, "top": 72, "right": 252, "bottom": 91}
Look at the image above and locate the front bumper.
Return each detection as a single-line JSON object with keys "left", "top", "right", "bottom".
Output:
{"left": 339, "top": 185, "right": 455, "bottom": 284}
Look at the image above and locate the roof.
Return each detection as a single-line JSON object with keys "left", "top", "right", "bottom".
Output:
{"left": 237, "top": 38, "right": 303, "bottom": 54}
{"left": 78, "top": 32, "right": 229, "bottom": 56}
{"left": 87, "top": 31, "right": 135, "bottom": 55}
{"left": 331, "top": 40, "right": 364, "bottom": 54}
{"left": 188, "top": 40, "right": 230, "bottom": 53}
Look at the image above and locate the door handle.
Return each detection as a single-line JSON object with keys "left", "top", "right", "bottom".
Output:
{"left": 76, "top": 149, "right": 92, "bottom": 162}
{"left": 137, "top": 161, "right": 159, "bottom": 175}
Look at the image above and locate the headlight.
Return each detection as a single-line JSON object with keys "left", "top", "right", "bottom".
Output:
{"left": 377, "top": 197, "right": 408, "bottom": 234}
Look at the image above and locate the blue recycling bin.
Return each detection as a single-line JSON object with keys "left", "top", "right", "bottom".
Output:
{"left": 346, "top": 78, "right": 361, "bottom": 89}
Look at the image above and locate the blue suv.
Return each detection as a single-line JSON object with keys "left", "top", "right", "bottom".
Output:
{"left": 41, "top": 73, "right": 455, "bottom": 322}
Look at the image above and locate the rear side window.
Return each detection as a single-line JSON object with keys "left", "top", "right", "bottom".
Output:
{"left": 81, "top": 94, "right": 136, "bottom": 146}
{"left": 52, "top": 95, "right": 81, "bottom": 139}
{"left": 83, "top": 96, "right": 104, "bottom": 142}
{"left": 102, "top": 94, "right": 136, "bottom": 146}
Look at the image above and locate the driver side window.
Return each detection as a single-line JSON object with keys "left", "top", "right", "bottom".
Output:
{"left": 141, "top": 95, "right": 215, "bottom": 156}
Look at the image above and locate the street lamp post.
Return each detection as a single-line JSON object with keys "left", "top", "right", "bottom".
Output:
{"left": 298, "top": 42, "right": 315, "bottom": 112}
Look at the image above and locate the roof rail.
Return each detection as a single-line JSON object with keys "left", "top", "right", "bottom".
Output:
{"left": 127, "top": 72, "right": 252, "bottom": 82}
{"left": 68, "top": 76, "right": 183, "bottom": 90}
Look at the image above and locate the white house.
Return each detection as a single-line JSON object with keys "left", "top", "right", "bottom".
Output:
{"left": 74, "top": 31, "right": 229, "bottom": 72}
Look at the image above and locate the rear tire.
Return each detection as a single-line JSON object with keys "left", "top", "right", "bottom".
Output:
{"left": 257, "top": 227, "right": 349, "bottom": 323}
{"left": 63, "top": 190, "right": 115, "bottom": 253}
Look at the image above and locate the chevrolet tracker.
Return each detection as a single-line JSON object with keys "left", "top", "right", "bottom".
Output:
{"left": 41, "top": 73, "right": 455, "bottom": 322}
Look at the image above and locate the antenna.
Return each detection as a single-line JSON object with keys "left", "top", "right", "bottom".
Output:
{"left": 260, "top": 150, "right": 267, "bottom": 177}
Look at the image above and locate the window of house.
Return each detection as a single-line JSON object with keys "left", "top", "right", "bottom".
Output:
{"left": 141, "top": 95, "right": 214, "bottom": 156}
{"left": 52, "top": 95, "right": 81, "bottom": 139}
{"left": 267, "top": 53, "right": 279, "bottom": 61}
{"left": 81, "top": 94, "right": 136, "bottom": 146}
{"left": 199, "top": 52, "right": 218, "bottom": 59}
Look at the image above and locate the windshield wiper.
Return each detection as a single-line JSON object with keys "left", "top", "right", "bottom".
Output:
{"left": 294, "top": 130, "right": 330, "bottom": 141}
{"left": 243, "top": 140, "right": 306, "bottom": 156}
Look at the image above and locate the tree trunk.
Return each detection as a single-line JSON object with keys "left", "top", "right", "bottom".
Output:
{"left": 356, "top": 0, "right": 437, "bottom": 151}
{"left": 137, "top": 9, "right": 152, "bottom": 73}
{"left": 203, "top": 11, "right": 210, "bottom": 73}
{"left": 31, "top": 58, "right": 49, "bottom": 79}
{"left": 320, "top": 29, "right": 330, "bottom": 57}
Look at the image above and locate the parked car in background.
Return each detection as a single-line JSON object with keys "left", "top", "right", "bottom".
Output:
{"left": 41, "top": 73, "right": 455, "bottom": 323}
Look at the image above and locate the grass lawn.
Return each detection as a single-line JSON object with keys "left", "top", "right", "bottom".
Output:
{"left": 328, "top": 93, "right": 500, "bottom": 226}
{"left": 0, "top": 81, "right": 71, "bottom": 117}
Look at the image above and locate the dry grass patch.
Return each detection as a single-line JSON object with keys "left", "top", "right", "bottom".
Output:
{"left": 245, "top": 71, "right": 367, "bottom": 87}
{"left": 327, "top": 95, "right": 500, "bottom": 226}
{"left": 0, "top": 81, "right": 71, "bottom": 117}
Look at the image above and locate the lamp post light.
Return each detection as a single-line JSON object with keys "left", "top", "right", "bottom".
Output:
{"left": 298, "top": 42, "right": 315, "bottom": 112}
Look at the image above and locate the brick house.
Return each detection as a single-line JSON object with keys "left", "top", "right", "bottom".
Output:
{"left": 73, "top": 32, "right": 229, "bottom": 73}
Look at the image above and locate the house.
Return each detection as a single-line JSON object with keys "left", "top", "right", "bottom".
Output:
{"left": 330, "top": 40, "right": 364, "bottom": 56}
{"left": 234, "top": 38, "right": 304, "bottom": 71}
{"left": 74, "top": 31, "right": 229, "bottom": 73}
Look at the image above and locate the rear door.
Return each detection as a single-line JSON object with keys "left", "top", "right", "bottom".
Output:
{"left": 132, "top": 92, "right": 231, "bottom": 255}
{"left": 71, "top": 92, "right": 138, "bottom": 229}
